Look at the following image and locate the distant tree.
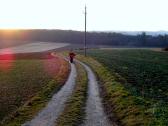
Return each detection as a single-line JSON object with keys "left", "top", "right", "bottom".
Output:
{"left": 163, "top": 35, "right": 168, "bottom": 46}
{"left": 140, "top": 32, "right": 147, "bottom": 46}
{"left": 158, "top": 35, "right": 168, "bottom": 47}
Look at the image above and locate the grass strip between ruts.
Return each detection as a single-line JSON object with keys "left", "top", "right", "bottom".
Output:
{"left": 55, "top": 62, "right": 88, "bottom": 126}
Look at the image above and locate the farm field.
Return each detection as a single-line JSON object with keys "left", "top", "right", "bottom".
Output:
{"left": 0, "top": 42, "right": 69, "bottom": 54}
{"left": 84, "top": 49, "right": 168, "bottom": 99}
{"left": 1, "top": 48, "right": 168, "bottom": 126}
{"left": 0, "top": 53, "right": 69, "bottom": 124}
{"left": 77, "top": 49, "right": 168, "bottom": 125}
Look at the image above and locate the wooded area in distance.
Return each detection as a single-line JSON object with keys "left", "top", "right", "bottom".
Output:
{"left": 0, "top": 29, "right": 168, "bottom": 48}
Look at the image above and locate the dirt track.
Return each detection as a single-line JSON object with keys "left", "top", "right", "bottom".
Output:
{"left": 22, "top": 58, "right": 113, "bottom": 126}
{"left": 78, "top": 61, "right": 111, "bottom": 126}
{"left": 22, "top": 62, "right": 77, "bottom": 126}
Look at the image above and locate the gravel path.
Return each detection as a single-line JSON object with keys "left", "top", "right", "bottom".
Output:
{"left": 78, "top": 61, "right": 112, "bottom": 126}
{"left": 22, "top": 62, "right": 77, "bottom": 126}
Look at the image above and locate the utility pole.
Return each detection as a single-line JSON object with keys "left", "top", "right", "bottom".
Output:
{"left": 84, "top": 5, "right": 87, "bottom": 56}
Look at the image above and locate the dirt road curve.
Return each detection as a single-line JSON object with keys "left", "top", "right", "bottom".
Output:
{"left": 22, "top": 58, "right": 113, "bottom": 126}
{"left": 22, "top": 63, "right": 77, "bottom": 126}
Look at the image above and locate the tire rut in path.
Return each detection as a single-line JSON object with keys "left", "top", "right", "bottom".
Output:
{"left": 78, "top": 61, "right": 112, "bottom": 126}
{"left": 22, "top": 63, "right": 77, "bottom": 126}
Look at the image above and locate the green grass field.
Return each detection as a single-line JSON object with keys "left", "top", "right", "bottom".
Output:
{"left": 0, "top": 54, "right": 69, "bottom": 124}
{"left": 85, "top": 49, "right": 168, "bottom": 99}
{"left": 77, "top": 49, "right": 168, "bottom": 125}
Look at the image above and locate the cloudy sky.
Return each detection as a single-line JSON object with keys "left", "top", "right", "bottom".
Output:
{"left": 0, "top": 0, "right": 168, "bottom": 31}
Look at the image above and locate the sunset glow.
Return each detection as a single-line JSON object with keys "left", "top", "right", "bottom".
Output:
{"left": 0, "top": 0, "right": 168, "bottom": 31}
{"left": 0, "top": 49, "right": 15, "bottom": 72}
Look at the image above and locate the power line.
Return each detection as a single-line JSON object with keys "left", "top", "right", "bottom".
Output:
{"left": 84, "top": 5, "right": 87, "bottom": 56}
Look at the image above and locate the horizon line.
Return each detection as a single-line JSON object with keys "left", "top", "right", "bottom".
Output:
{"left": 0, "top": 28, "right": 167, "bottom": 33}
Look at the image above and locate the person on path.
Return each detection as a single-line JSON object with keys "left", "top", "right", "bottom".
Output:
{"left": 69, "top": 51, "right": 76, "bottom": 63}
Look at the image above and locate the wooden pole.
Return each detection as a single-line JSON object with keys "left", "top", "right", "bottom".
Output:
{"left": 84, "top": 5, "right": 87, "bottom": 56}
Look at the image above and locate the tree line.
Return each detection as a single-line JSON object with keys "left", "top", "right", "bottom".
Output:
{"left": 0, "top": 29, "right": 168, "bottom": 47}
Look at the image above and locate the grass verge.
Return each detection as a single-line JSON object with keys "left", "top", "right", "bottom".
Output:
{"left": 1, "top": 57, "right": 69, "bottom": 126}
{"left": 77, "top": 55, "right": 155, "bottom": 126}
{"left": 55, "top": 62, "right": 88, "bottom": 126}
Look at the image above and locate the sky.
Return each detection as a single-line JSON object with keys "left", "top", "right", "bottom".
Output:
{"left": 0, "top": 0, "right": 168, "bottom": 31}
